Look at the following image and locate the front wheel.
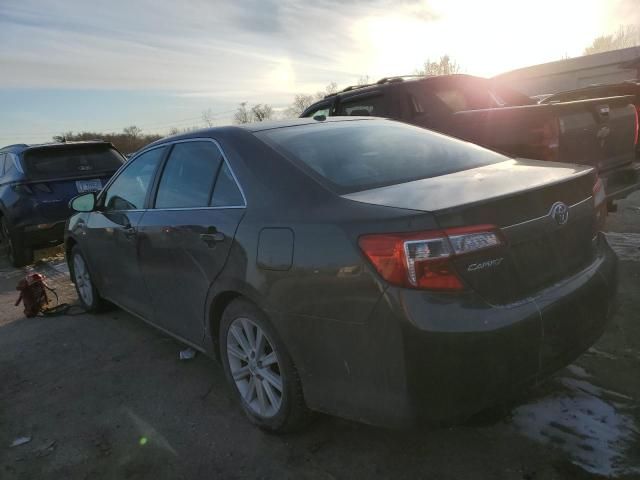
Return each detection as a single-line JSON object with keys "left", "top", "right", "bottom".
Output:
{"left": 70, "top": 245, "right": 104, "bottom": 311}
{"left": 220, "top": 299, "right": 311, "bottom": 433}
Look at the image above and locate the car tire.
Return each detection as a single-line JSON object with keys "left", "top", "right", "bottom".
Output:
{"left": 70, "top": 245, "right": 104, "bottom": 312}
{"left": 1, "top": 217, "right": 33, "bottom": 267}
{"left": 219, "top": 298, "right": 311, "bottom": 433}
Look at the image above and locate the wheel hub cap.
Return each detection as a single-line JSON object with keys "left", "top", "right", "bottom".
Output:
{"left": 226, "top": 317, "right": 283, "bottom": 418}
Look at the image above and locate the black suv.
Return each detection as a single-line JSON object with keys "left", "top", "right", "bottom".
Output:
{"left": 0, "top": 141, "right": 125, "bottom": 266}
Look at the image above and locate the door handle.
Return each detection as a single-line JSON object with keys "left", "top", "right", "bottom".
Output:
{"left": 123, "top": 225, "right": 137, "bottom": 239}
{"left": 200, "top": 232, "right": 225, "bottom": 247}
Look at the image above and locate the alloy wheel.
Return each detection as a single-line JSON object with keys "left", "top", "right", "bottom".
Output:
{"left": 73, "top": 253, "right": 94, "bottom": 306}
{"left": 226, "top": 317, "right": 283, "bottom": 418}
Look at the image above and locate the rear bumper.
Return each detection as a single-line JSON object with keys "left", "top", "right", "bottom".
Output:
{"left": 601, "top": 161, "right": 640, "bottom": 201}
{"left": 353, "top": 233, "right": 617, "bottom": 427}
{"left": 19, "top": 221, "right": 66, "bottom": 248}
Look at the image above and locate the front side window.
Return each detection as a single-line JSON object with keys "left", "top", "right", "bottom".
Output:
{"left": 103, "top": 147, "right": 165, "bottom": 211}
{"left": 0, "top": 154, "right": 5, "bottom": 176}
{"left": 338, "top": 96, "right": 387, "bottom": 116}
{"left": 155, "top": 141, "right": 222, "bottom": 209}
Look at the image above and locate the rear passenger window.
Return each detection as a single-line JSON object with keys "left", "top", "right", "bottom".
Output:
{"left": 155, "top": 141, "right": 222, "bottom": 209}
{"left": 0, "top": 154, "right": 5, "bottom": 176}
{"left": 211, "top": 163, "right": 244, "bottom": 207}
{"left": 338, "top": 96, "right": 387, "bottom": 116}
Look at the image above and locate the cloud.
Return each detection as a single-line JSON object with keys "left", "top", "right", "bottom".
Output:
{"left": 0, "top": 0, "right": 439, "bottom": 96}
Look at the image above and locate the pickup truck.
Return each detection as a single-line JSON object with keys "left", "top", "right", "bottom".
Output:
{"left": 539, "top": 81, "right": 640, "bottom": 159}
{"left": 301, "top": 74, "right": 640, "bottom": 206}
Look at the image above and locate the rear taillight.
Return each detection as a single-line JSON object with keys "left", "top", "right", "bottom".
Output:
{"left": 530, "top": 118, "right": 560, "bottom": 161}
{"left": 358, "top": 225, "right": 502, "bottom": 291}
{"left": 593, "top": 176, "right": 607, "bottom": 232}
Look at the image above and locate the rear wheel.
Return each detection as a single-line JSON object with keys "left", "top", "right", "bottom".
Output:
{"left": 219, "top": 298, "right": 311, "bottom": 433}
{"left": 1, "top": 218, "right": 33, "bottom": 267}
{"left": 70, "top": 245, "right": 104, "bottom": 311}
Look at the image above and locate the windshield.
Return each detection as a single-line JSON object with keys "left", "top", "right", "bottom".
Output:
{"left": 23, "top": 145, "right": 125, "bottom": 179}
{"left": 257, "top": 120, "right": 507, "bottom": 194}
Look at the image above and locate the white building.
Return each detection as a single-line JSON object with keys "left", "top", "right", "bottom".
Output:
{"left": 495, "top": 46, "right": 640, "bottom": 96}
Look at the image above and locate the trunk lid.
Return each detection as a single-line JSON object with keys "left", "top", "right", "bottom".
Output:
{"left": 28, "top": 175, "right": 115, "bottom": 221}
{"left": 345, "top": 159, "right": 597, "bottom": 304}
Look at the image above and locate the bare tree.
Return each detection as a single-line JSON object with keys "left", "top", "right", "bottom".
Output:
{"left": 357, "top": 75, "right": 370, "bottom": 86}
{"left": 168, "top": 127, "right": 180, "bottom": 135}
{"left": 415, "top": 55, "right": 461, "bottom": 76}
{"left": 52, "top": 130, "right": 162, "bottom": 154}
{"left": 233, "top": 102, "right": 274, "bottom": 124}
{"left": 284, "top": 93, "right": 316, "bottom": 117}
{"left": 202, "top": 109, "right": 215, "bottom": 127}
{"left": 284, "top": 82, "right": 342, "bottom": 118}
{"left": 322, "top": 82, "right": 338, "bottom": 97}
{"left": 251, "top": 104, "right": 274, "bottom": 122}
{"left": 123, "top": 125, "right": 142, "bottom": 138}
{"left": 584, "top": 25, "right": 640, "bottom": 55}
{"left": 53, "top": 131, "right": 73, "bottom": 142}
{"left": 234, "top": 102, "right": 251, "bottom": 124}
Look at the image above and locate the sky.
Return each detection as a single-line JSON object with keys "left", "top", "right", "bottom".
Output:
{"left": 0, "top": 0, "right": 638, "bottom": 144}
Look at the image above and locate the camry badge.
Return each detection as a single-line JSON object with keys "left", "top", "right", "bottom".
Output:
{"left": 549, "top": 201, "right": 569, "bottom": 226}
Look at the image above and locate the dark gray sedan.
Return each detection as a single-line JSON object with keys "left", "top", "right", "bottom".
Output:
{"left": 65, "top": 117, "right": 617, "bottom": 432}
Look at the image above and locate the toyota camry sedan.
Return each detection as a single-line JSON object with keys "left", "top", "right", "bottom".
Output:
{"left": 65, "top": 117, "right": 617, "bottom": 432}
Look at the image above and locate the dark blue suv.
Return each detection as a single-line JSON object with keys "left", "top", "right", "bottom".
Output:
{"left": 0, "top": 141, "right": 125, "bottom": 266}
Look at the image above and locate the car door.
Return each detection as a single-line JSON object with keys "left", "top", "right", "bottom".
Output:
{"left": 136, "top": 139, "right": 246, "bottom": 344}
{"left": 84, "top": 146, "right": 166, "bottom": 318}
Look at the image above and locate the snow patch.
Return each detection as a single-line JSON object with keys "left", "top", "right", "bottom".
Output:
{"left": 512, "top": 369, "right": 639, "bottom": 476}
{"left": 605, "top": 232, "right": 640, "bottom": 262}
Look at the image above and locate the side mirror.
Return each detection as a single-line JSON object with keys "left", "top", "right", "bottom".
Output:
{"left": 70, "top": 192, "right": 97, "bottom": 212}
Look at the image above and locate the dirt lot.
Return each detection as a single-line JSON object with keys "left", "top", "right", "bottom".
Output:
{"left": 1, "top": 195, "right": 640, "bottom": 480}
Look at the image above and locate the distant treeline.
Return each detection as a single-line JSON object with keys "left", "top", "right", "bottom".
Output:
{"left": 53, "top": 126, "right": 161, "bottom": 155}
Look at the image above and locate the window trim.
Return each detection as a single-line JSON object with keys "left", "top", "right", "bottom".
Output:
{"left": 116, "top": 137, "right": 247, "bottom": 212}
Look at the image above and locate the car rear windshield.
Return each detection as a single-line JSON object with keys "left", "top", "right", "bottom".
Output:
{"left": 256, "top": 120, "right": 507, "bottom": 194}
{"left": 23, "top": 145, "right": 125, "bottom": 180}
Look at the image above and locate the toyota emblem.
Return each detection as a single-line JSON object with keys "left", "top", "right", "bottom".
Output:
{"left": 549, "top": 201, "right": 569, "bottom": 226}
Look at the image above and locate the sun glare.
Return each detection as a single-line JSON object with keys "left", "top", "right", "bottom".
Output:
{"left": 352, "top": 0, "right": 606, "bottom": 79}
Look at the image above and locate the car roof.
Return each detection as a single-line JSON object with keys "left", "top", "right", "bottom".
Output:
{"left": 0, "top": 140, "right": 112, "bottom": 154}
{"left": 143, "top": 117, "right": 380, "bottom": 151}
{"left": 300, "top": 74, "right": 483, "bottom": 114}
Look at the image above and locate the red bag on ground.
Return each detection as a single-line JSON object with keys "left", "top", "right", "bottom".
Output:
{"left": 15, "top": 273, "right": 49, "bottom": 317}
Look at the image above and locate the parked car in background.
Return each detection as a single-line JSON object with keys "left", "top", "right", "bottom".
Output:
{"left": 540, "top": 81, "right": 640, "bottom": 158}
{"left": 301, "top": 74, "right": 639, "bottom": 207}
{"left": 66, "top": 118, "right": 617, "bottom": 432}
{"left": 0, "top": 141, "right": 125, "bottom": 266}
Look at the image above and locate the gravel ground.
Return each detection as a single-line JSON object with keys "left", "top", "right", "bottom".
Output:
{"left": 1, "top": 193, "right": 640, "bottom": 480}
